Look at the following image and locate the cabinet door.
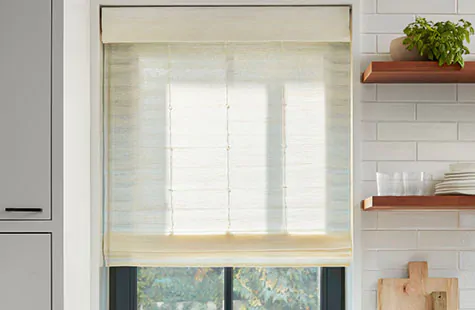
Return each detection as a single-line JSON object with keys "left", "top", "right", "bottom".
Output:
{"left": 0, "top": 234, "right": 51, "bottom": 310}
{"left": 0, "top": 0, "right": 51, "bottom": 219}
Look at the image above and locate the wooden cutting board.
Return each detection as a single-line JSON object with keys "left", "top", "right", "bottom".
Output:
{"left": 378, "top": 262, "right": 458, "bottom": 310}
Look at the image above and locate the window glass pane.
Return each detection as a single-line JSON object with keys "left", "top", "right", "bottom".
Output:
{"left": 233, "top": 267, "right": 320, "bottom": 310}
{"left": 137, "top": 267, "right": 224, "bottom": 310}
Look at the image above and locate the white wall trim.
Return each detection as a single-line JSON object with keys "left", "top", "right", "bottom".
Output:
{"left": 64, "top": 1, "right": 91, "bottom": 310}
{"left": 89, "top": 2, "right": 361, "bottom": 310}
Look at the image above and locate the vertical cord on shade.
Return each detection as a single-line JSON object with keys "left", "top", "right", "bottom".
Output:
{"left": 131, "top": 47, "right": 144, "bottom": 234}
{"left": 103, "top": 45, "right": 111, "bottom": 267}
{"left": 281, "top": 42, "right": 288, "bottom": 233}
{"left": 225, "top": 42, "right": 231, "bottom": 232}
{"left": 167, "top": 44, "right": 174, "bottom": 233}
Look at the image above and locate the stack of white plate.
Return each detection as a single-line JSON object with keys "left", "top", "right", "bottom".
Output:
{"left": 436, "top": 163, "right": 475, "bottom": 195}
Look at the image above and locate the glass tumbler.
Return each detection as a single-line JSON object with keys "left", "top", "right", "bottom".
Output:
{"left": 402, "top": 172, "right": 433, "bottom": 196}
{"left": 377, "top": 172, "right": 403, "bottom": 196}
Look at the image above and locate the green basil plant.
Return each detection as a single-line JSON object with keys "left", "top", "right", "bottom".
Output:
{"left": 403, "top": 17, "right": 474, "bottom": 67}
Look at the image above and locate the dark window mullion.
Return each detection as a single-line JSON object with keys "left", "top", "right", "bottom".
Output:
{"left": 110, "top": 267, "right": 138, "bottom": 310}
{"left": 224, "top": 267, "right": 233, "bottom": 310}
{"left": 321, "top": 267, "right": 345, "bottom": 310}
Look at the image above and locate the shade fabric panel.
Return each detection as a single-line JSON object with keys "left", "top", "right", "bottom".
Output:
{"left": 101, "top": 7, "right": 351, "bottom": 43}
{"left": 104, "top": 39, "right": 351, "bottom": 266}
{"left": 105, "top": 233, "right": 351, "bottom": 267}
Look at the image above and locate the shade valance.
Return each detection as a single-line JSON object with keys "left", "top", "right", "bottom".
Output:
{"left": 101, "top": 7, "right": 351, "bottom": 43}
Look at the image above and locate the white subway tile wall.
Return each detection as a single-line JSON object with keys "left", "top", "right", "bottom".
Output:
{"left": 459, "top": 0, "right": 475, "bottom": 14}
{"left": 460, "top": 251, "right": 475, "bottom": 270}
{"left": 460, "top": 212, "right": 475, "bottom": 228}
{"left": 362, "top": 0, "right": 377, "bottom": 14}
{"left": 362, "top": 142, "right": 416, "bottom": 160}
{"left": 459, "top": 123, "right": 475, "bottom": 141}
{"left": 458, "top": 85, "right": 475, "bottom": 102}
{"left": 362, "top": 122, "right": 378, "bottom": 140}
{"left": 377, "top": 123, "right": 458, "bottom": 141}
{"left": 363, "top": 231, "right": 418, "bottom": 249}
{"left": 362, "top": 15, "right": 415, "bottom": 33}
{"left": 377, "top": 212, "right": 459, "bottom": 229}
{"left": 460, "top": 290, "right": 475, "bottom": 308}
{"left": 361, "top": 34, "right": 377, "bottom": 53}
{"left": 373, "top": 250, "right": 458, "bottom": 270}
{"left": 417, "top": 104, "right": 475, "bottom": 121}
{"left": 376, "top": 34, "right": 404, "bottom": 54}
{"left": 360, "top": 2, "right": 475, "bottom": 309}
{"left": 377, "top": 0, "right": 456, "bottom": 14}
{"left": 362, "top": 161, "right": 377, "bottom": 181}
{"left": 362, "top": 290, "right": 377, "bottom": 309}
{"left": 362, "top": 103, "right": 415, "bottom": 121}
{"left": 417, "top": 142, "right": 475, "bottom": 160}
{"left": 459, "top": 271, "right": 475, "bottom": 288}
{"left": 377, "top": 85, "right": 457, "bottom": 102}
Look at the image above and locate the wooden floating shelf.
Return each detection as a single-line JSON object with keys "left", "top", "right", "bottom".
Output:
{"left": 362, "top": 61, "right": 475, "bottom": 83}
{"left": 362, "top": 195, "right": 475, "bottom": 211}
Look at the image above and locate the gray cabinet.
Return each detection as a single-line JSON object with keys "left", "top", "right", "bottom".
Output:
{"left": 0, "top": 0, "right": 52, "bottom": 220}
{"left": 0, "top": 234, "right": 51, "bottom": 310}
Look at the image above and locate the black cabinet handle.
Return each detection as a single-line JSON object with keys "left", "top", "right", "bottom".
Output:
{"left": 5, "top": 208, "right": 43, "bottom": 213}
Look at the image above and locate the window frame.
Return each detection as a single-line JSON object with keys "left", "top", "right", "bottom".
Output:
{"left": 110, "top": 267, "right": 345, "bottom": 310}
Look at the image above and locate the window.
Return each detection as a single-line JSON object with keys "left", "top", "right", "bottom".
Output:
{"left": 110, "top": 267, "right": 345, "bottom": 310}
{"left": 102, "top": 5, "right": 351, "bottom": 310}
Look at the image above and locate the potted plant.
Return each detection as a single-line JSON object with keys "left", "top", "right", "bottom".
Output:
{"left": 390, "top": 17, "right": 474, "bottom": 67}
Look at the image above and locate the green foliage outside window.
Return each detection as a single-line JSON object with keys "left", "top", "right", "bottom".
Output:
{"left": 233, "top": 268, "right": 319, "bottom": 310}
{"left": 403, "top": 17, "right": 474, "bottom": 67}
{"left": 138, "top": 267, "right": 224, "bottom": 310}
{"left": 137, "top": 267, "right": 320, "bottom": 310}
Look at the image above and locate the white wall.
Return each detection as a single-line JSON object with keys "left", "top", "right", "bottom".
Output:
{"left": 360, "top": 1, "right": 475, "bottom": 309}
